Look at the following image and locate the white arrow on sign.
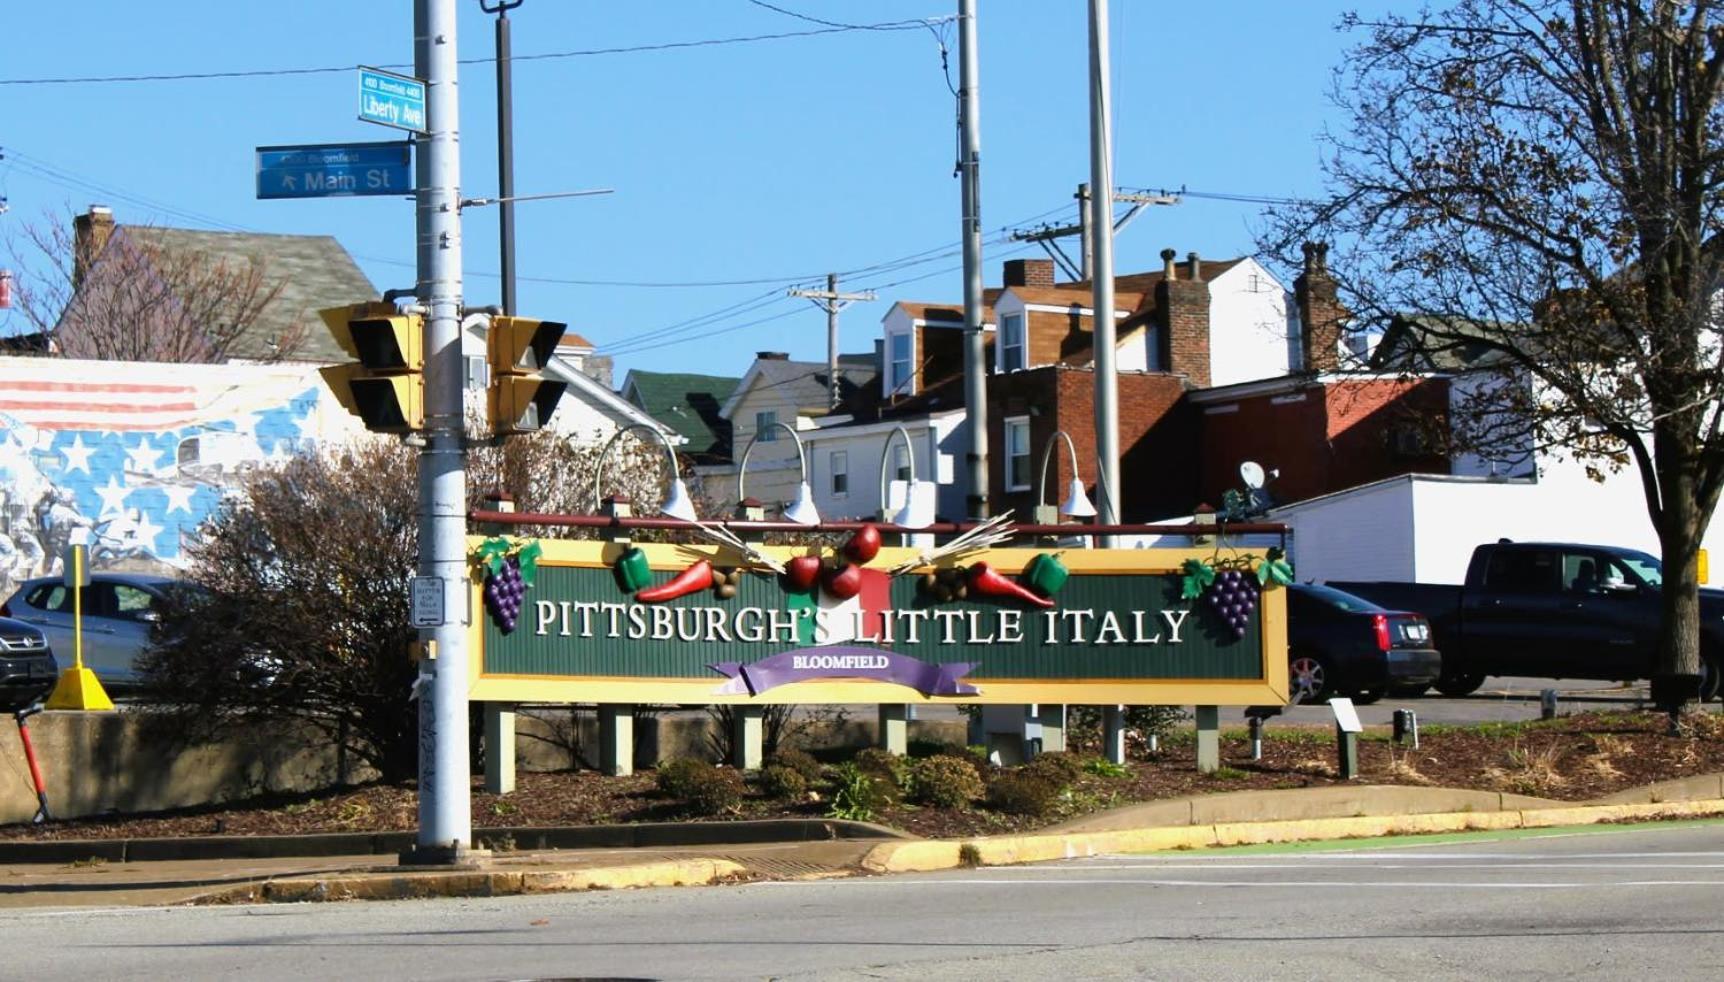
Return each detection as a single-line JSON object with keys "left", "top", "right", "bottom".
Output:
{"left": 282, "top": 175, "right": 298, "bottom": 190}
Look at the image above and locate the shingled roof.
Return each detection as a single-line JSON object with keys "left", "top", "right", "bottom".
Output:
{"left": 622, "top": 370, "right": 740, "bottom": 463}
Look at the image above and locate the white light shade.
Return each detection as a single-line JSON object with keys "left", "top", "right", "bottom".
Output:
{"left": 783, "top": 481, "right": 821, "bottom": 526}
{"left": 1060, "top": 477, "right": 1097, "bottom": 518}
{"left": 660, "top": 478, "right": 699, "bottom": 523}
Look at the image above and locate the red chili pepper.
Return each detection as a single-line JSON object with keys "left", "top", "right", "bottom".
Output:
{"left": 635, "top": 560, "right": 714, "bottom": 603}
{"left": 967, "top": 562, "right": 1056, "bottom": 608}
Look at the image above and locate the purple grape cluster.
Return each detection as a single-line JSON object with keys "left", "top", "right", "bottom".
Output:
{"left": 1206, "top": 569, "right": 1257, "bottom": 639}
{"left": 484, "top": 556, "right": 526, "bottom": 633}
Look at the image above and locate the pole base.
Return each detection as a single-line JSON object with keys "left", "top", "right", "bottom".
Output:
{"left": 44, "top": 667, "right": 115, "bottom": 712}
{"left": 397, "top": 842, "right": 493, "bottom": 868}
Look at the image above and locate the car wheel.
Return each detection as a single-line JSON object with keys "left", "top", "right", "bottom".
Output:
{"left": 1352, "top": 687, "right": 1385, "bottom": 706}
{"left": 1700, "top": 656, "right": 1722, "bottom": 703}
{"left": 1288, "top": 653, "right": 1334, "bottom": 705}
{"left": 1433, "top": 670, "right": 1485, "bottom": 698}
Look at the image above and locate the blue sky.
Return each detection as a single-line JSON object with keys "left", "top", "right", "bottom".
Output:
{"left": 0, "top": 2, "right": 1385, "bottom": 380}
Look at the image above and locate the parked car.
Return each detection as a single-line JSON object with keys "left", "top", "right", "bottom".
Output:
{"left": 1, "top": 573, "right": 184, "bottom": 690}
{"left": 1333, "top": 540, "right": 1724, "bottom": 700}
{"left": 1286, "top": 583, "right": 1442, "bottom": 705}
{"left": 0, "top": 616, "right": 58, "bottom": 712}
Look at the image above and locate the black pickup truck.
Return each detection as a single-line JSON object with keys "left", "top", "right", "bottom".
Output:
{"left": 1332, "top": 541, "right": 1724, "bottom": 700}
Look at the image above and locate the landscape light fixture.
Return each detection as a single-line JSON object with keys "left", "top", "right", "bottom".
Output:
{"left": 593, "top": 423, "right": 697, "bottom": 523}
{"left": 736, "top": 420, "right": 820, "bottom": 526}
{"left": 878, "top": 425, "right": 930, "bottom": 529}
{"left": 1037, "top": 430, "right": 1097, "bottom": 519}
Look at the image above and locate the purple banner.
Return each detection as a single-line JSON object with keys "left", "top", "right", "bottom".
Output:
{"left": 709, "top": 647, "right": 979, "bottom": 697}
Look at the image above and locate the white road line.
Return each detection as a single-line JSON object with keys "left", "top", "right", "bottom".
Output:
{"left": 1060, "top": 862, "right": 1724, "bottom": 870}
{"left": 762, "top": 878, "right": 1724, "bottom": 889}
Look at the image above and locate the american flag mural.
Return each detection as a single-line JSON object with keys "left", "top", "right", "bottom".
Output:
{"left": 0, "top": 357, "right": 355, "bottom": 594}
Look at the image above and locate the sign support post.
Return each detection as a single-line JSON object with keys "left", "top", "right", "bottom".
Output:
{"left": 44, "top": 540, "right": 113, "bottom": 712}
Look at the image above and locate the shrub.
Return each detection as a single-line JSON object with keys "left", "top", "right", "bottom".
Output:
{"left": 827, "top": 762, "right": 893, "bottom": 821}
{"left": 985, "top": 770, "right": 1062, "bottom": 818}
{"left": 765, "top": 747, "right": 824, "bottom": 783}
{"left": 907, "top": 739, "right": 972, "bottom": 759}
{"left": 854, "top": 747, "right": 908, "bottom": 782}
{"left": 1025, "top": 751, "right": 1085, "bottom": 787}
{"left": 655, "top": 757, "right": 714, "bottom": 799}
{"left": 682, "top": 767, "right": 746, "bottom": 816}
{"left": 907, "top": 754, "right": 985, "bottom": 808}
{"left": 757, "top": 764, "right": 809, "bottom": 800}
{"left": 1084, "top": 757, "right": 1130, "bottom": 779}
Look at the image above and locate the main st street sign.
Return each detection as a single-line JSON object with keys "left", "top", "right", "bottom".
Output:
{"left": 468, "top": 540, "right": 1290, "bottom": 707}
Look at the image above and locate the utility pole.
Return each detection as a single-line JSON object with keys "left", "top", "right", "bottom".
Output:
{"left": 1010, "top": 184, "right": 1178, "bottom": 282}
{"left": 788, "top": 273, "right": 875, "bottom": 410}
{"left": 1088, "top": 0, "right": 1119, "bottom": 545}
{"left": 407, "top": 0, "right": 474, "bottom": 866}
{"left": 482, "top": 0, "right": 524, "bottom": 314}
{"left": 958, "top": 0, "right": 988, "bottom": 520}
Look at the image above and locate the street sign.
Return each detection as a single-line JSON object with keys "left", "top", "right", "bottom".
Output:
{"left": 411, "top": 576, "right": 445, "bottom": 629}
{"left": 358, "top": 66, "right": 427, "bottom": 133}
{"left": 256, "top": 142, "right": 411, "bottom": 200}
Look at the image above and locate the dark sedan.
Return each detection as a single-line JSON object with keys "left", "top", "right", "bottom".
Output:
{"left": 0, "top": 616, "right": 58, "bottom": 713}
{"left": 1288, "top": 583, "right": 1441, "bottom": 705}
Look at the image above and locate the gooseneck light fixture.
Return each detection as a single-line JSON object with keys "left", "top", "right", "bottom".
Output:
{"left": 593, "top": 423, "right": 697, "bottom": 522}
{"left": 878, "top": 425, "right": 930, "bottom": 528}
{"left": 1037, "top": 429, "right": 1097, "bottom": 519}
{"left": 735, "top": 420, "right": 820, "bottom": 526}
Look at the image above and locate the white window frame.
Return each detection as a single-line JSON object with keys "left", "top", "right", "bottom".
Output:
{"left": 999, "top": 312, "right": 1026, "bottom": 373}
{"left": 1004, "top": 416, "right": 1032, "bottom": 491}
{"left": 829, "top": 450, "right": 849, "bottom": 497}
{"left": 888, "top": 330, "right": 914, "bottom": 394}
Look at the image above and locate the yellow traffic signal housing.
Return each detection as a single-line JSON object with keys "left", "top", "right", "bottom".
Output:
{"left": 318, "top": 303, "right": 425, "bottom": 433}
{"left": 486, "top": 315, "right": 569, "bottom": 433}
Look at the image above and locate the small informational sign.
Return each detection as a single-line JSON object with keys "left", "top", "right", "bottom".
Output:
{"left": 358, "top": 66, "right": 427, "bottom": 132}
{"left": 410, "top": 576, "right": 444, "bottom": 628}
{"left": 61, "top": 544, "right": 90, "bottom": 588}
{"left": 1329, "top": 696, "right": 1363, "bottom": 733}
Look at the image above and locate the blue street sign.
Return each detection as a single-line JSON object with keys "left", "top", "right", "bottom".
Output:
{"left": 255, "top": 142, "right": 412, "bottom": 200}
{"left": 358, "top": 66, "right": 427, "bottom": 133}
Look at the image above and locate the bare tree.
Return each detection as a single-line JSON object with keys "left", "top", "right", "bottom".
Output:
{"left": 1269, "top": 1, "right": 1724, "bottom": 708}
{"left": 4, "top": 208, "right": 304, "bottom": 362}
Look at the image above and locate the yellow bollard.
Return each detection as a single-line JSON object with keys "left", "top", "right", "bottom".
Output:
{"left": 44, "top": 543, "right": 114, "bottom": 712}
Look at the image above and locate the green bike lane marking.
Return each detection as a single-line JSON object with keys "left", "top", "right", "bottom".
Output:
{"left": 1134, "top": 816, "right": 1724, "bottom": 857}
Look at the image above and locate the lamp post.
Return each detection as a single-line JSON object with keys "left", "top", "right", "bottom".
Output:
{"left": 877, "top": 425, "right": 929, "bottom": 528}
{"left": 593, "top": 423, "right": 696, "bottom": 522}
{"left": 735, "top": 420, "right": 820, "bottom": 526}
{"left": 1033, "top": 430, "right": 1098, "bottom": 526}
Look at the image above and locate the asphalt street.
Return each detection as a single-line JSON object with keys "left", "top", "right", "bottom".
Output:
{"left": 5, "top": 819, "right": 1723, "bottom": 981}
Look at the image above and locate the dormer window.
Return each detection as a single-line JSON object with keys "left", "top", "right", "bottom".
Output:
{"left": 889, "top": 331, "right": 913, "bottom": 394}
{"left": 1000, "top": 313, "right": 1026, "bottom": 372}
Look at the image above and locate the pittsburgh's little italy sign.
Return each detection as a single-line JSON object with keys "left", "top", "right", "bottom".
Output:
{"left": 466, "top": 539, "right": 1289, "bottom": 706}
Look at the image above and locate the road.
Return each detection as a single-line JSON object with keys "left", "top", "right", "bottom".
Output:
{"left": 5, "top": 820, "right": 1723, "bottom": 980}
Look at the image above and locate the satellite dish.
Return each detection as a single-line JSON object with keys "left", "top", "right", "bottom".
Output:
{"left": 1239, "top": 461, "right": 1266, "bottom": 490}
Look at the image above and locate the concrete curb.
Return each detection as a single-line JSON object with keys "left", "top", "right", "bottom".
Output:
{"left": 202, "top": 858, "right": 749, "bottom": 905}
{"left": 859, "top": 798, "right": 1724, "bottom": 873}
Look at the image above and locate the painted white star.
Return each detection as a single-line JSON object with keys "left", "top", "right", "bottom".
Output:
{"left": 59, "top": 435, "right": 97, "bottom": 475}
{"left": 162, "top": 483, "right": 201, "bottom": 516}
{"left": 126, "top": 441, "right": 168, "bottom": 475}
{"left": 95, "top": 476, "right": 131, "bottom": 518}
{"left": 123, "top": 509, "right": 165, "bottom": 554}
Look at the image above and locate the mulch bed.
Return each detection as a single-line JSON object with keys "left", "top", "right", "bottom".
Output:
{"left": 6, "top": 710, "right": 1724, "bottom": 843}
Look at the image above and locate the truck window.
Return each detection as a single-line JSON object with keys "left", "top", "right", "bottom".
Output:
{"left": 1484, "top": 548, "right": 1559, "bottom": 592}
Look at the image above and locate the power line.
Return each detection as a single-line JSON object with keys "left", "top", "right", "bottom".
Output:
{"left": 0, "top": 21, "right": 949, "bottom": 87}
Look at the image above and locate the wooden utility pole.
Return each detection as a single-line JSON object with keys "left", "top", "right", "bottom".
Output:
{"left": 789, "top": 273, "right": 875, "bottom": 409}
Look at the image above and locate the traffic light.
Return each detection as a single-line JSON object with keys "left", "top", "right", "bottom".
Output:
{"left": 319, "top": 302, "right": 425, "bottom": 433}
{"left": 486, "top": 315, "right": 568, "bottom": 433}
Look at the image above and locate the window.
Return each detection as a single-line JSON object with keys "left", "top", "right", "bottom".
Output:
{"left": 755, "top": 411, "right": 777, "bottom": 441}
{"left": 1483, "top": 548, "right": 1559, "bottom": 593}
{"left": 1000, "top": 313, "right": 1026, "bottom": 372}
{"left": 829, "top": 451, "right": 848, "bottom": 496}
{"left": 889, "top": 332, "right": 913, "bottom": 394}
{"left": 1004, "top": 417, "right": 1031, "bottom": 490}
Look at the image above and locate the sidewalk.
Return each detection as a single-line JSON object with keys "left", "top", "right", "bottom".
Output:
{"left": 5, "top": 772, "right": 1722, "bottom": 909}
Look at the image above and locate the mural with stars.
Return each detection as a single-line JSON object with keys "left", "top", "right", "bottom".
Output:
{"left": 0, "top": 357, "right": 361, "bottom": 596}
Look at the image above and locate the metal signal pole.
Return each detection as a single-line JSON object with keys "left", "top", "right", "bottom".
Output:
{"left": 407, "top": 0, "right": 475, "bottom": 865}
{"left": 482, "top": 0, "right": 524, "bottom": 314}
{"left": 1087, "top": 0, "right": 1120, "bottom": 546}
{"left": 958, "top": 0, "right": 988, "bottom": 520}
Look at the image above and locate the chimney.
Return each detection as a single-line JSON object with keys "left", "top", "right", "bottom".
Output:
{"left": 1295, "top": 241, "right": 1342, "bottom": 373}
{"left": 1003, "top": 258, "right": 1056, "bottom": 288}
{"left": 1186, "top": 251, "right": 1203, "bottom": 282}
{"left": 756, "top": 351, "right": 790, "bottom": 361}
{"left": 73, "top": 205, "right": 116, "bottom": 293}
{"left": 1156, "top": 247, "right": 1211, "bottom": 387}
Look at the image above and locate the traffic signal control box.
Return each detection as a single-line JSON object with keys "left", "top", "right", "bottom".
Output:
{"left": 319, "top": 302, "right": 425, "bottom": 433}
{"left": 486, "top": 315, "right": 569, "bottom": 433}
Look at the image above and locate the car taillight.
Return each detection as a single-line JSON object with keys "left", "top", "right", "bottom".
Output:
{"left": 1373, "top": 613, "right": 1392, "bottom": 652}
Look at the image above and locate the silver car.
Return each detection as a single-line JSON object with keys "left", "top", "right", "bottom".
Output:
{"left": 1, "top": 573, "right": 182, "bottom": 689}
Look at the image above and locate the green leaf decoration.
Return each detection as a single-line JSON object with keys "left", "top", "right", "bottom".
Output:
{"left": 516, "top": 540, "right": 543, "bottom": 588}
{"left": 1255, "top": 557, "right": 1295, "bottom": 588}
{"left": 474, "top": 536, "right": 513, "bottom": 577}
{"left": 1181, "top": 558, "right": 1216, "bottom": 600}
{"left": 1267, "top": 545, "right": 1286, "bottom": 562}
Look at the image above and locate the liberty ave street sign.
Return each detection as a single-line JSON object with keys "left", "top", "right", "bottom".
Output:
{"left": 358, "top": 66, "right": 427, "bottom": 133}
